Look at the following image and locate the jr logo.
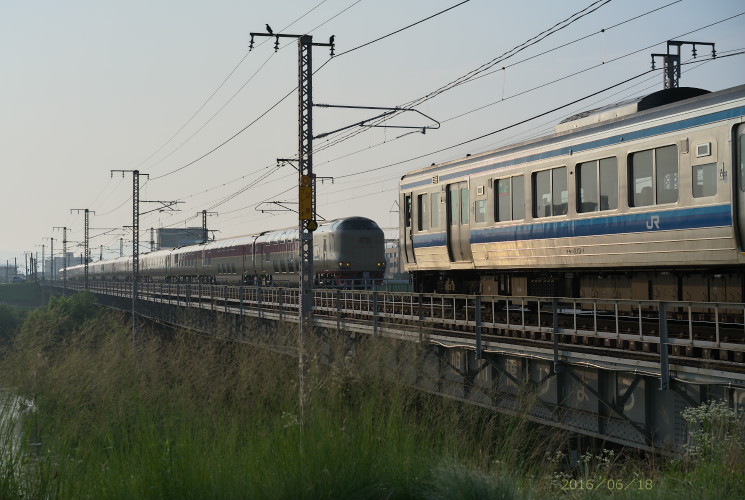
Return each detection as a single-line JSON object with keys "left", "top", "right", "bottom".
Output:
{"left": 646, "top": 215, "right": 660, "bottom": 230}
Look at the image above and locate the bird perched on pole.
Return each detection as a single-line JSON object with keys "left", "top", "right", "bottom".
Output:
{"left": 266, "top": 24, "right": 273, "bottom": 35}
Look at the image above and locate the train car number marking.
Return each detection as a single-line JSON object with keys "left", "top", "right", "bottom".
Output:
{"left": 566, "top": 247, "right": 584, "bottom": 255}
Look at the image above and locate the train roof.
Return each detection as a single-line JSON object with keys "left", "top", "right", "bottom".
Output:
{"left": 401, "top": 83, "right": 745, "bottom": 184}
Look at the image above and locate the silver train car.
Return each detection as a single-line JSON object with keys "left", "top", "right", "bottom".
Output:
{"left": 400, "top": 84, "right": 745, "bottom": 301}
{"left": 62, "top": 217, "right": 386, "bottom": 286}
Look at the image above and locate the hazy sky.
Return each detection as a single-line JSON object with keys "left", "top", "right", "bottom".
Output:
{"left": 1, "top": 0, "right": 743, "bottom": 268}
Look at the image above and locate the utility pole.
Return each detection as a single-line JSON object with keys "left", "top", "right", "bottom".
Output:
{"left": 55, "top": 228, "right": 69, "bottom": 293}
{"left": 651, "top": 40, "right": 715, "bottom": 89}
{"left": 149, "top": 228, "right": 155, "bottom": 252}
{"left": 35, "top": 245, "right": 45, "bottom": 280}
{"left": 111, "top": 169, "right": 149, "bottom": 344}
{"left": 44, "top": 237, "right": 54, "bottom": 280}
{"left": 249, "top": 28, "right": 334, "bottom": 422}
{"left": 120, "top": 238, "right": 124, "bottom": 257}
{"left": 198, "top": 210, "right": 218, "bottom": 243}
{"left": 99, "top": 245, "right": 103, "bottom": 261}
{"left": 71, "top": 209, "right": 94, "bottom": 291}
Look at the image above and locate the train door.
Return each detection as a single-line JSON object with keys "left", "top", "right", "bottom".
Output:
{"left": 446, "top": 182, "right": 473, "bottom": 263}
{"left": 402, "top": 193, "right": 416, "bottom": 264}
{"left": 736, "top": 124, "right": 745, "bottom": 250}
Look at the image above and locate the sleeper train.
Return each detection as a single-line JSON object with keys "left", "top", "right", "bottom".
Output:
{"left": 61, "top": 217, "right": 386, "bottom": 286}
{"left": 401, "top": 84, "right": 745, "bottom": 302}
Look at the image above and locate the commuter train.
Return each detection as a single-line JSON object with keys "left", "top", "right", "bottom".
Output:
{"left": 400, "top": 84, "right": 745, "bottom": 302}
{"left": 61, "top": 217, "right": 386, "bottom": 286}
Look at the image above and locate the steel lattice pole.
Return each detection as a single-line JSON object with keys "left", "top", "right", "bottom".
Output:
{"left": 298, "top": 35, "right": 314, "bottom": 422}
{"left": 132, "top": 169, "right": 140, "bottom": 342}
{"left": 84, "top": 209, "right": 89, "bottom": 290}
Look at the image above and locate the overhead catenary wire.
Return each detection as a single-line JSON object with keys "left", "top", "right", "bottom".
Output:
{"left": 310, "top": 0, "right": 617, "bottom": 153}
{"left": 143, "top": 0, "right": 472, "bottom": 182}
{"left": 83, "top": 4, "right": 741, "bottom": 244}
{"left": 142, "top": 0, "right": 366, "bottom": 176}
{"left": 312, "top": 10, "right": 743, "bottom": 166}
{"left": 139, "top": 15, "right": 743, "bottom": 231}
{"left": 132, "top": 0, "right": 333, "bottom": 172}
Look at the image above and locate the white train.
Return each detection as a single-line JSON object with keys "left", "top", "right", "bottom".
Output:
{"left": 62, "top": 217, "right": 386, "bottom": 286}
{"left": 400, "top": 84, "right": 745, "bottom": 301}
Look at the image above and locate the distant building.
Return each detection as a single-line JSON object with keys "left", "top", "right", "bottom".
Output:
{"left": 384, "top": 239, "right": 405, "bottom": 279}
{"left": 46, "top": 252, "right": 76, "bottom": 278}
{"left": 157, "top": 228, "right": 205, "bottom": 249}
{"left": 0, "top": 264, "right": 19, "bottom": 284}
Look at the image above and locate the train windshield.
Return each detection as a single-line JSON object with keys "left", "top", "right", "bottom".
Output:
{"left": 337, "top": 219, "right": 377, "bottom": 230}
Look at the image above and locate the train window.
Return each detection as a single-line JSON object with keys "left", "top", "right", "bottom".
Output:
{"left": 430, "top": 192, "right": 441, "bottom": 228}
{"left": 461, "top": 188, "right": 470, "bottom": 224}
{"left": 496, "top": 178, "right": 511, "bottom": 221}
{"left": 630, "top": 145, "right": 678, "bottom": 206}
{"left": 404, "top": 195, "right": 412, "bottom": 228}
{"left": 692, "top": 163, "right": 717, "bottom": 198}
{"left": 553, "top": 167, "right": 568, "bottom": 215}
{"left": 496, "top": 176, "right": 524, "bottom": 221}
{"left": 417, "top": 194, "right": 429, "bottom": 231}
{"left": 741, "top": 134, "right": 745, "bottom": 192}
{"left": 656, "top": 145, "right": 678, "bottom": 204}
{"left": 577, "top": 157, "right": 618, "bottom": 212}
{"left": 534, "top": 170, "right": 551, "bottom": 217}
{"left": 474, "top": 200, "right": 487, "bottom": 223}
{"left": 533, "top": 167, "right": 566, "bottom": 218}
{"left": 450, "top": 187, "right": 459, "bottom": 225}
{"left": 512, "top": 176, "right": 525, "bottom": 220}
{"left": 630, "top": 150, "right": 653, "bottom": 206}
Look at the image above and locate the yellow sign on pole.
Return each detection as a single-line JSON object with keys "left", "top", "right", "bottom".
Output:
{"left": 299, "top": 186, "right": 313, "bottom": 220}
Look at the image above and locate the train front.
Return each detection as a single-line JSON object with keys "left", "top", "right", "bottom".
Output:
{"left": 320, "top": 217, "right": 386, "bottom": 287}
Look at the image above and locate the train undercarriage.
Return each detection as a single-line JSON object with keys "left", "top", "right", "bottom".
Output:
{"left": 414, "top": 267, "right": 745, "bottom": 303}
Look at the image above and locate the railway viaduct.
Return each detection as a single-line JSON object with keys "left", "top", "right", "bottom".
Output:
{"left": 47, "top": 280, "right": 745, "bottom": 453}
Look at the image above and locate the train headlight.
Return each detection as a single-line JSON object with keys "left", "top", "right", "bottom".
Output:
{"left": 346, "top": 262, "right": 351, "bottom": 267}
{"left": 339, "top": 262, "right": 344, "bottom": 267}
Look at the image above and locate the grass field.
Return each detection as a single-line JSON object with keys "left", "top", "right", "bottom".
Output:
{"left": 0, "top": 293, "right": 743, "bottom": 499}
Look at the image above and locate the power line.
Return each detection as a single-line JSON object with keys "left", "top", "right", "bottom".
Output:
{"left": 313, "top": 9, "right": 742, "bottom": 160}
{"left": 132, "top": 0, "right": 333, "bottom": 172}
{"left": 335, "top": 69, "right": 656, "bottom": 180}
{"left": 142, "top": 1, "right": 366, "bottom": 176}
{"left": 144, "top": 0, "right": 470, "bottom": 182}
{"left": 144, "top": 52, "right": 277, "bottom": 174}
{"left": 311, "top": 0, "right": 617, "bottom": 154}
{"left": 334, "top": 0, "right": 471, "bottom": 58}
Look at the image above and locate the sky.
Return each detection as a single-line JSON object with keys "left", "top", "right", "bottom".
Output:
{"left": 1, "top": 0, "right": 743, "bottom": 271}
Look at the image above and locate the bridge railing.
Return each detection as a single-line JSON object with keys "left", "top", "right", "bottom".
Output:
{"left": 48, "top": 280, "right": 745, "bottom": 357}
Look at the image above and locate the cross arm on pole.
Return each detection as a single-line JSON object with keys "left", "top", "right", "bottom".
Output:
{"left": 313, "top": 104, "right": 440, "bottom": 139}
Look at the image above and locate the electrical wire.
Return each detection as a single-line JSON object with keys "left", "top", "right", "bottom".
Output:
{"left": 143, "top": 0, "right": 471, "bottom": 182}
{"left": 132, "top": 0, "right": 333, "bottom": 172}
{"left": 313, "top": 10, "right": 743, "bottom": 164}
{"left": 310, "top": 0, "right": 617, "bottom": 154}
{"left": 334, "top": 0, "right": 471, "bottom": 58}
{"left": 335, "top": 69, "right": 656, "bottom": 180}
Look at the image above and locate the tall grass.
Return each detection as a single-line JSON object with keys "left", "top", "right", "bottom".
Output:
{"left": 1, "top": 293, "right": 743, "bottom": 499}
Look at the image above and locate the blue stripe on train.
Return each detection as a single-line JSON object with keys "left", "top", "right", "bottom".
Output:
{"left": 401, "top": 105, "right": 745, "bottom": 190}
{"left": 412, "top": 205, "right": 732, "bottom": 248}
